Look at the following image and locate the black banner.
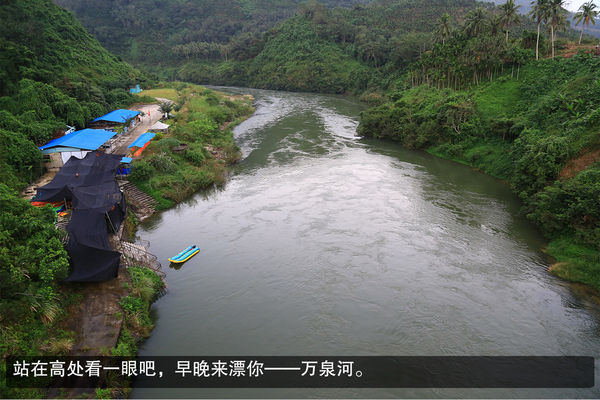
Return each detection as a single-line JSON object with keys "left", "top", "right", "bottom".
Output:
{"left": 5, "top": 356, "right": 595, "bottom": 388}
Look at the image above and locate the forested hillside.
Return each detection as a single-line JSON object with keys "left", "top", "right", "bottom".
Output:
{"left": 0, "top": 2, "right": 148, "bottom": 393}
{"left": 54, "top": 0, "right": 489, "bottom": 91}
{"left": 1, "top": 0, "right": 148, "bottom": 190}
{"left": 55, "top": 0, "right": 590, "bottom": 93}
{"left": 358, "top": 2, "right": 600, "bottom": 290}
{"left": 53, "top": 0, "right": 371, "bottom": 65}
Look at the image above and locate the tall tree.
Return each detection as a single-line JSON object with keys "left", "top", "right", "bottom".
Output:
{"left": 574, "top": 1, "right": 599, "bottom": 45}
{"left": 463, "top": 7, "right": 489, "bottom": 37}
{"left": 548, "top": 0, "right": 567, "bottom": 58}
{"left": 500, "top": 0, "right": 521, "bottom": 43}
{"left": 434, "top": 13, "right": 452, "bottom": 45}
{"left": 529, "top": 0, "right": 549, "bottom": 60}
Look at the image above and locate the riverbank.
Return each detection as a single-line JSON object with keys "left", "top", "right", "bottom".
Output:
{"left": 0, "top": 197, "right": 166, "bottom": 400}
{"left": 358, "top": 53, "right": 600, "bottom": 292}
{"left": 128, "top": 83, "right": 255, "bottom": 210}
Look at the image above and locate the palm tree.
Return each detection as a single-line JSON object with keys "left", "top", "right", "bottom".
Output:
{"left": 490, "top": 13, "right": 505, "bottom": 35}
{"left": 548, "top": 0, "right": 567, "bottom": 58}
{"left": 434, "top": 13, "right": 452, "bottom": 45}
{"left": 463, "top": 7, "right": 489, "bottom": 37}
{"left": 500, "top": 0, "right": 521, "bottom": 43}
{"left": 574, "top": 1, "right": 599, "bottom": 45}
{"left": 529, "top": 0, "right": 549, "bottom": 60}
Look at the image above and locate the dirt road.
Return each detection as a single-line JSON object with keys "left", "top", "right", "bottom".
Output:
{"left": 110, "top": 101, "right": 165, "bottom": 155}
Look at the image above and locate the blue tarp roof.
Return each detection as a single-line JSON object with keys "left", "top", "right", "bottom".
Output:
{"left": 39, "top": 129, "right": 117, "bottom": 152}
{"left": 120, "top": 157, "right": 132, "bottom": 164}
{"left": 128, "top": 132, "right": 155, "bottom": 148}
{"left": 92, "top": 109, "right": 141, "bottom": 123}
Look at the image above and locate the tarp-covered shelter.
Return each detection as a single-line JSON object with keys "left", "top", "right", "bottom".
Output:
{"left": 92, "top": 109, "right": 141, "bottom": 124}
{"left": 39, "top": 129, "right": 117, "bottom": 164}
{"left": 34, "top": 152, "right": 126, "bottom": 282}
{"left": 35, "top": 152, "right": 123, "bottom": 202}
{"left": 118, "top": 157, "right": 132, "bottom": 176}
{"left": 128, "top": 132, "right": 155, "bottom": 148}
{"left": 149, "top": 121, "right": 169, "bottom": 133}
{"left": 130, "top": 84, "right": 141, "bottom": 94}
{"left": 128, "top": 132, "right": 155, "bottom": 157}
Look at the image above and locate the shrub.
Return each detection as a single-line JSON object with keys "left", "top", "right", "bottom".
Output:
{"left": 154, "top": 137, "right": 180, "bottom": 152}
{"left": 148, "top": 152, "right": 176, "bottom": 173}
{"left": 0, "top": 184, "right": 69, "bottom": 325}
{"left": 129, "top": 160, "right": 155, "bottom": 182}
{"left": 183, "top": 149, "right": 205, "bottom": 165}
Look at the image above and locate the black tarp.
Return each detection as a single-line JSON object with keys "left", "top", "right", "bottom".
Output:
{"left": 35, "top": 152, "right": 123, "bottom": 202}
{"left": 34, "top": 152, "right": 126, "bottom": 282}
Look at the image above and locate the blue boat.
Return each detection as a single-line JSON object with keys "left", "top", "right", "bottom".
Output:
{"left": 168, "top": 245, "right": 200, "bottom": 263}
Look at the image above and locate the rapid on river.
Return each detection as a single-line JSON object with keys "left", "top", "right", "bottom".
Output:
{"left": 132, "top": 88, "right": 600, "bottom": 398}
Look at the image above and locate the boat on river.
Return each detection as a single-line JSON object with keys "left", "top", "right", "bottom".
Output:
{"left": 168, "top": 245, "right": 200, "bottom": 264}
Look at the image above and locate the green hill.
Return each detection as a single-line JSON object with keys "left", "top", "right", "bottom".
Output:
{"left": 54, "top": 0, "right": 488, "bottom": 92}
{"left": 53, "top": 0, "right": 372, "bottom": 65}
{"left": 0, "top": 0, "right": 148, "bottom": 190}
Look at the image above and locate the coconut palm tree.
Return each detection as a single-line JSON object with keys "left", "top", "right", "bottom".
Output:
{"left": 434, "top": 13, "right": 452, "bottom": 45}
{"left": 529, "top": 0, "right": 549, "bottom": 60}
{"left": 548, "top": 0, "right": 567, "bottom": 58}
{"left": 574, "top": 1, "right": 599, "bottom": 44}
{"left": 500, "top": 0, "right": 521, "bottom": 43}
{"left": 463, "top": 7, "right": 489, "bottom": 37}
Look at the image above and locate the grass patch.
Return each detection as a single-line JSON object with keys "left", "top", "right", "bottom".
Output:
{"left": 427, "top": 139, "right": 513, "bottom": 180}
{"left": 129, "top": 86, "right": 254, "bottom": 207}
{"left": 132, "top": 94, "right": 159, "bottom": 104}
{"left": 547, "top": 236, "right": 600, "bottom": 291}
{"left": 115, "top": 267, "right": 165, "bottom": 357}
{"left": 136, "top": 88, "right": 178, "bottom": 101}
{"left": 0, "top": 287, "right": 82, "bottom": 399}
{"left": 473, "top": 78, "right": 522, "bottom": 120}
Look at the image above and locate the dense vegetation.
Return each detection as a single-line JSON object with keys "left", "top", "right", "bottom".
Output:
{"left": 53, "top": 0, "right": 371, "bottom": 65}
{"left": 179, "top": 0, "right": 499, "bottom": 92}
{"left": 55, "top": 0, "right": 490, "bottom": 92}
{"left": 0, "top": 186, "right": 74, "bottom": 398}
{"left": 129, "top": 83, "right": 254, "bottom": 208}
{"left": 358, "top": 1, "right": 600, "bottom": 289}
{"left": 56, "top": 0, "right": 591, "bottom": 94}
{"left": 0, "top": 1, "right": 149, "bottom": 396}
{"left": 0, "top": 0, "right": 148, "bottom": 190}
{"left": 0, "top": 3, "right": 597, "bottom": 395}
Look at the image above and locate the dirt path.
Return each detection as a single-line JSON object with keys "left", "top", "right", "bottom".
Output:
{"left": 559, "top": 147, "right": 600, "bottom": 180}
{"left": 64, "top": 269, "right": 131, "bottom": 355}
{"left": 110, "top": 101, "right": 165, "bottom": 155}
{"left": 20, "top": 169, "right": 57, "bottom": 200}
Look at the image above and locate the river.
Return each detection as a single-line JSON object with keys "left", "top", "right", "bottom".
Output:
{"left": 132, "top": 88, "right": 600, "bottom": 398}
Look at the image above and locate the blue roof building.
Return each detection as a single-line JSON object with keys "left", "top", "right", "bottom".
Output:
{"left": 39, "top": 129, "right": 117, "bottom": 154}
{"left": 92, "top": 109, "right": 141, "bottom": 124}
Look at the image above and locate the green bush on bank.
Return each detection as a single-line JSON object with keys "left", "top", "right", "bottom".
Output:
{"left": 358, "top": 54, "right": 600, "bottom": 289}
{"left": 0, "top": 184, "right": 80, "bottom": 398}
{"left": 114, "top": 267, "right": 165, "bottom": 356}
{"left": 129, "top": 85, "right": 253, "bottom": 207}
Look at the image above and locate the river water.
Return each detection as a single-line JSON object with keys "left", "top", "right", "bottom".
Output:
{"left": 132, "top": 88, "right": 600, "bottom": 398}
